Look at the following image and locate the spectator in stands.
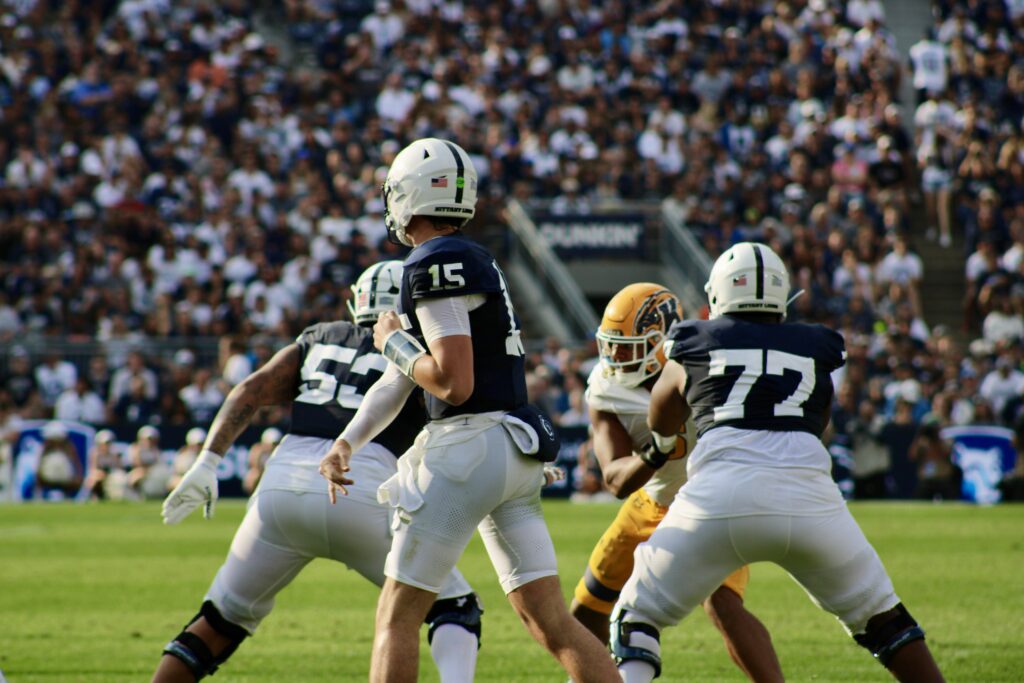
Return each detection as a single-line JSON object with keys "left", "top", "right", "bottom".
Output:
{"left": 54, "top": 377, "right": 108, "bottom": 425}
{"left": 982, "top": 293, "right": 1024, "bottom": 347}
{"left": 83, "top": 429, "right": 127, "bottom": 501}
{"left": 908, "top": 29, "right": 949, "bottom": 105}
{"left": 4, "top": 347, "right": 39, "bottom": 412}
{"left": 108, "top": 350, "right": 158, "bottom": 409}
{"left": 908, "top": 417, "right": 960, "bottom": 501}
{"left": 875, "top": 234, "right": 924, "bottom": 293}
{"left": 881, "top": 397, "right": 920, "bottom": 499}
{"left": 979, "top": 355, "right": 1024, "bottom": 423}
{"left": 847, "top": 399, "right": 892, "bottom": 499}
{"left": 242, "top": 426, "right": 282, "bottom": 495}
{"left": 127, "top": 425, "right": 169, "bottom": 500}
{"left": 35, "top": 421, "right": 84, "bottom": 500}
{"left": 219, "top": 337, "right": 253, "bottom": 387}
{"left": 34, "top": 352, "right": 77, "bottom": 408}
{"left": 919, "top": 133, "right": 955, "bottom": 247}
{"left": 178, "top": 367, "right": 224, "bottom": 425}
{"left": 169, "top": 428, "right": 207, "bottom": 492}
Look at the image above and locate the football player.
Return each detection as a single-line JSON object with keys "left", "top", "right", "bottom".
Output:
{"left": 569, "top": 282, "right": 782, "bottom": 682}
{"left": 153, "top": 261, "right": 484, "bottom": 683}
{"left": 320, "top": 138, "right": 620, "bottom": 683}
{"left": 611, "top": 243, "right": 945, "bottom": 683}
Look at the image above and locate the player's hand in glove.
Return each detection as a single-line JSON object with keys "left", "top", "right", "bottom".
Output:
{"left": 542, "top": 465, "right": 566, "bottom": 487}
{"left": 162, "top": 449, "right": 220, "bottom": 524}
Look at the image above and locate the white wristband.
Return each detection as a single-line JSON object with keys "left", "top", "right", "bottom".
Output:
{"left": 381, "top": 329, "right": 427, "bottom": 378}
{"left": 197, "top": 449, "right": 221, "bottom": 468}
{"left": 652, "top": 431, "right": 676, "bottom": 454}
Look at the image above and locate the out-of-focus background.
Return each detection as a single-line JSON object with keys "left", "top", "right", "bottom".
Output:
{"left": 1, "top": 0, "right": 1022, "bottom": 506}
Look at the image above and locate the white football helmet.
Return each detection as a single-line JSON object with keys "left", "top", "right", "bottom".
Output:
{"left": 347, "top": 260, "right": 403, "bottom": 326}
{"left": 382, "top": 138, "right": 478, "bottom": 246}
{"left": 704, "top": 242, "right": 790, "bottom": 319}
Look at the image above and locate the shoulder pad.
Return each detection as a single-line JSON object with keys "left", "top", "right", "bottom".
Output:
{"left": 665, "top": 320, "right": 702, "bottom": 361}
{"left": 405, "top": 241, "right": 499, "bottom": 299}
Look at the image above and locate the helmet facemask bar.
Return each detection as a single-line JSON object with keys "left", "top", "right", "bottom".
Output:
{"left": 596, "top": 327, "right": 665, "bottom": 387}
{"left": 382, "top": 180, "right": 412, "bottom": 247}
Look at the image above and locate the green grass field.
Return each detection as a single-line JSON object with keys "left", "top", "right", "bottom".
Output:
{"left": 2, "top": 500, "right": 1022, "bottom": 682}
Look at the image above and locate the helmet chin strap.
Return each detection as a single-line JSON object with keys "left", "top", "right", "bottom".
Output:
{"left": 786, "top": 289, "right": 806, "bottom": 307}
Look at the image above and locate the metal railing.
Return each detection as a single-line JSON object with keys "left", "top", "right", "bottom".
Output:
{"left": 659, "top": 202, "right": 713, "bottom": 315}
{"left": 0, "top": 335, "right": 291, "bottom": 375}
{"left": 504, "top": 200, "right": 598, "bottom": 343}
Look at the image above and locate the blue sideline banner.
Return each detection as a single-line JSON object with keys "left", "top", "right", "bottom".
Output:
{"left": 941, "top": 426, "right": 1017, "bottom": 504}
{"left": 5, "top": 421, "right": 590, "bottom": 501}
{"left": 11, "top": 420, "right": 95, "bottom": 502}
{"left": 535, "top": 214, "right": 646, "bottom": 259}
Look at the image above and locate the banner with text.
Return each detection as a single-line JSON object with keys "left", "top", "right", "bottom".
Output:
{"left": 536, "top": 214, "right": 646, "bottom": 259}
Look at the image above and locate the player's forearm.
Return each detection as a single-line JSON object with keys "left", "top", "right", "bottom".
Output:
{"left": 204, "top": 382, "right": 261, "bottom": 455}
{"left": 204, "top": 344, "right": 299, "bottom": 455}
{"left": 339, "top": 362, "right": 416, "bottom": 452}
{"left": 648, "top": 361, "right": 691, "bottom": 437}
{"left": 601, "top": 456, "right": 654, "bottom": 499}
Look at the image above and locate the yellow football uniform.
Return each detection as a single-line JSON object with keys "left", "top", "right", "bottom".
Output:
{"left": 573, "top": 364, "right": 749, "bottom": 614}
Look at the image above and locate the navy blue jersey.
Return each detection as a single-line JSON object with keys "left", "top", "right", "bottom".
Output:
{"left": 291, "top": 321, "right": 423, "bottom": 456}
{"left": 667, "top": 316, "right": 845, "bottom": 438}
{"left": 399, "top": 233, "right": 528, "bottom": 420}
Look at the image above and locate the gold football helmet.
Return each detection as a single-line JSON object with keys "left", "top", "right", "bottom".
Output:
{"left": 596, "top": 283, "right": 683, "bottom": 387}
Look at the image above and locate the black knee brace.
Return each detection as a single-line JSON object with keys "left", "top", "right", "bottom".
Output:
{"left": 424, "top": 593, "right": 483, "bottom": 647}
{"left": 609, "top": 613, "right": 662, "bottom": 679}
{"left": 163, "top": 601, "right": 249, "bottom": 680}
{"left": 854, "top": 603, "right": 926, "bottom": 668}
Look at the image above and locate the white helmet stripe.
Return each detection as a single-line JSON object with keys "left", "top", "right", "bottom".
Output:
{"left": 442, "top": 140, "right": 465, "bottom": 204}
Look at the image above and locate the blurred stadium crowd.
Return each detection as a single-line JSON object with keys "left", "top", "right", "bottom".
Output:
{"left": 1, "top": 0, "right": 1023, "bottom": 501}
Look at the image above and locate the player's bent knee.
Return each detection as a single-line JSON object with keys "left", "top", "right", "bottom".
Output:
{"left": 610, "top": 612, "right": 662, "bottom": 679}
{"left": 163, "top": 601, "right": 249, "bottom": 680}
{"left": 853, "top": 603, "right": 926, "bottom": 668}
{"left": 424, "top": 593, "right": 484, "bottom": 647}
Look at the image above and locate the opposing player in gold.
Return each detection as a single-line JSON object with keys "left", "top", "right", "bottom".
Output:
{"left": 569, "top": 283, "right": 783, "bottom": 681}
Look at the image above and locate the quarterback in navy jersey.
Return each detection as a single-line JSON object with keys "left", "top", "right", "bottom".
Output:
{"left": 320, "top": 138, "right": 620, "bottom": 683}
{"left": 398, "top": 231, "right": 528, "bottom": 419}
{"left": 153, "top": 262, "right": 483, "bottom": 683}
{"left": 609, "top": 243, "right": 945, "bottom": 683}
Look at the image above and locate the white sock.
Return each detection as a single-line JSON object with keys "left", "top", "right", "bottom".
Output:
{"left": 619, "top": 660, "right": 656, "bottom": 683}
{"left": 430, "top": 624, "right": 479, "bottom": 683}
{"left": 617, "top": 629, "right": 660, "bottom": 683}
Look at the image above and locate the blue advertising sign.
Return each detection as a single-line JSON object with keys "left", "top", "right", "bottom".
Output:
{"left": 12, "top": 420, "right": 95, "bottom": 502}
{"left": 941, "top": 426, "right": 1017, "bottom": 504}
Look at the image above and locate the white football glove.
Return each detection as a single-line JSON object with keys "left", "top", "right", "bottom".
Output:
{"left": 542, "top": 465, "right": 566, "bottom": 487}
{"left": 162, "top": 449, "right": 220, "bottom": 525}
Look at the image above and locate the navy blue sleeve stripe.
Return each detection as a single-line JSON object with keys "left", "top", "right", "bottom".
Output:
{"left": 443, "top": 140, "right": 465, "bottom": 205}
{"left": 753, "top": 243, "right": 764, "bottom": 300}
